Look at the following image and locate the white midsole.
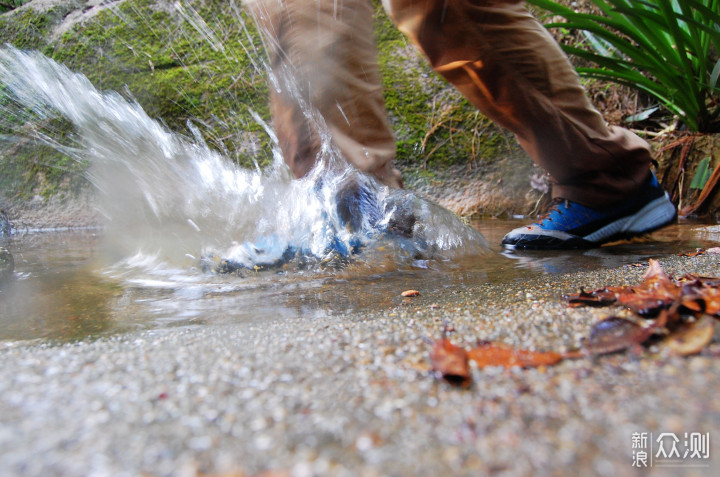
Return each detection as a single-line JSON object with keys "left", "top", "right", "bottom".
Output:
{"left": 584, "top": 193, "right": 676, "bottom": 242}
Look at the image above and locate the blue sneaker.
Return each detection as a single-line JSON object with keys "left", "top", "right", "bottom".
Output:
{"left": 502, "top": 173, "right": 677, "bottom": 249}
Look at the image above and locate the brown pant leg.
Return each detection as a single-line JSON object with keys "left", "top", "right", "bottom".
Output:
{"left": 384, "top": 0, "right": 652, "bottom": 207}
{"left": 247, "top": 0, "right": 403, "bottom": 188}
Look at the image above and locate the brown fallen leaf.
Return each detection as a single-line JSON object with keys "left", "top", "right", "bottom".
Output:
{"left": 430, "top": 338, "right": 471, "bottom": 387}
{"left": 659, "top": 315, "right": 716, "bottom": 356}
{"left": 467, "top": 341, "right": 563, "bottom": 369}
{"left": 620, "top": 295, "right": 671, "bottom": 316}
{"left": 624, "top": 262, "right": 647, "bottom": 268}
{"left": 583, "top": 314, "right": 665, "bottom": 356}
{"left": 401, "top": 289, "right": 420, "bottom": 297}
{"left": 681, "top": 274, "right": 720, "bottom": 288}
{"left": 619, "top": 260, "right": 682, "bottom": 316}
{"left": 566, "top": 259, "right": 682, "bottom": 317}
{"left": 425, "top": 259, "right": 720, "bottom": 388}
{"left": 564, "top": 286, "right": 620, "bottom": 307}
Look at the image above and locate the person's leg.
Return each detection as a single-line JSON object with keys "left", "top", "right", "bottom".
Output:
{"left": 384, "top": 0, "right": 675, "bottom": 248}
{"left": 247, "top": 0, "right": 403, "bottom": 188}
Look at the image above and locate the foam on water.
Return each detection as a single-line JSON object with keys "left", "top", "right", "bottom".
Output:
{"left": 0, "top": 46, "right": 487, "bottom": 274}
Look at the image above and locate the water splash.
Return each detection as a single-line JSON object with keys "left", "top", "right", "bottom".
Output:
{"left": 0, "top": 46, "right": 487, "bottom": 273}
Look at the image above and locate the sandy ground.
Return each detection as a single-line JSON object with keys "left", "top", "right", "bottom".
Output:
{"left": 1, "top": 250, "right": 719, "bottom": 476}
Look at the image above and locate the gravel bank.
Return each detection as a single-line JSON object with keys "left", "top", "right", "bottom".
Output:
{"left": 1, "top": 254, "right": 720, "bottom": 476}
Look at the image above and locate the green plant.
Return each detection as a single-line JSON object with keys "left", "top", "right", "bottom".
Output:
{"left": 690, "top": 157, "right": 713, "bottom": 189}
{"left": 527, "top": 0, "right": 720, "bottom": 132}
{"left": 0, "top": 1, "right": 26, "bottom": 14}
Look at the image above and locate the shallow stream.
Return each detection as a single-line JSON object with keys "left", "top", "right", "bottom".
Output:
{"left": 2, "top": 219, "right": 717, "bottom": 343}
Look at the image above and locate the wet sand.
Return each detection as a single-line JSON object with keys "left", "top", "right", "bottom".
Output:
{"left": 1, "top": 250, "right": 720, "bottom": 476}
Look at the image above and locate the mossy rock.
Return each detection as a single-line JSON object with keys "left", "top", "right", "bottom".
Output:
{"left": 1, "top": 0, "right": 272, "bottom": 202}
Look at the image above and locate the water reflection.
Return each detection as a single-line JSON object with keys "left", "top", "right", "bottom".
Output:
{"left": 1, "top": 220, "right": 718, "bottom": 343}
{"left": 0, "top": 232, "right": 121, "bottom": 342}
{"left": 475, "top": 219, "right": 720, "bottom": 274}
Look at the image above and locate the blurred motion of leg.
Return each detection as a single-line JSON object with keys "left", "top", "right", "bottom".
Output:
{"left": 246, "top": 0, "right": 403, "bottom": 188}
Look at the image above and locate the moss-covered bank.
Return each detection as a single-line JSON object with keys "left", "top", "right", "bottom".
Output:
{"left": 1, "top": 0, "right": 526, "bottom": 222}
{"left": 1, "top": 0, "right": 270, "bottom": 203}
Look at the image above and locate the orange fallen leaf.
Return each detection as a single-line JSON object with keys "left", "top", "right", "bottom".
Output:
{"left": 467, "top": 341, "right": 563, "bottom": 369}
{"left": 430, "top": 338, "right": 471, "bottom": 387}
{"left": 644, "top": 258, "right": 668, "bottom": 280}
{"left": 401, "top": 289, "right": 420, "bottom": 297}
{"left": 678, "top": 277, "right": 720, "bottom": 315}
{"left": 679, "top": 248, "right": 705, "bottom": 257}
{"left": 566, "top": 259, "right": 682, "bottom": 317}
{"left": 698, "top": 287, "right": 720, "bottom": 315}
{"left": 618, "top": 260, "right": 682, "bottom": 316}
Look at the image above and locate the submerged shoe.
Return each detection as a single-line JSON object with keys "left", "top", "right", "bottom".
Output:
{"left": 207, "top": 176, "right": 421, "bottom": 273}
{"left": 502, "top": 173, "right": 677, "bottom": 250}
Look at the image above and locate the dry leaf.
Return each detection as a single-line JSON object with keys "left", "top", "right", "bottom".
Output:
{"left": 618, "top": 260, "right": 682, "bottom": 316}
{"left": 566, "top": 259, "right": 681, "bottom": 317}
{"left": 660, "top": 315, "right": 716, "bottom": 356}
{"left": 564, "top": 287, "right": 620, "bottom": 307}
{"left": 644, "top": 259, "right": 668, "bottom": 281}
{"left": 467, "top": 341, "right": 563, "bottom": 369}
{"left": 679, "top": 277, "right": 720, "bottom": 316}
{"left": 569, "top": 261, "right": 720, "bottom": 319}
{"left": 679, "top": 248, "right": 705, "bottom": 257}
{"left": 583, "top": 316, "right": 658, "bottom": 355}
{"left": 430, "top": 338, "right": 471, "bottom": 387}
{"left": 698, "top": 287, "right": 720, "bottom": 315}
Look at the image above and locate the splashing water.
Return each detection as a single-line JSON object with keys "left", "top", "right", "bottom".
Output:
{"left": 0, "top": 46, "right": 487, "bottom": 274}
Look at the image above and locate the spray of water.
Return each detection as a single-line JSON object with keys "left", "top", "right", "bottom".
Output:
{"left": 0, "top": 46, "right": 487, "bottom": 274}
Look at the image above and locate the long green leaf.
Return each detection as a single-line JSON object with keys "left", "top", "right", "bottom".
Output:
{"left": 546, "top": 7, "right": 685, "bottom": 76}
{"left": 577, "top": 68, "right": 697, "bottom": 128}
{"left": 676, "top": 4, "right": 711, "bottom": 105}
{"left": 559, "top": 23, "right": 697, "bottom": 108}
{"left": 607, "top": 3, "right": 688, "bottom": 72}
{"left": 527, "top": 0, "right": 718, "bottom": 131}
{"left": 711, "top": 59, "right": 720, "bottom": 90}
{"left": 581, "top": 31, "right": 618, "bottom": 59}
{"left": 575, "top": 68, "right": 674, "bottom": 102}
{"left": 690, "top": 157, "right": 712, "bottom": 189}
{"left": 657, "top": 0, "right": 697, "bottom": 91}
{"left": 551, "top": 19, "right": 676, "bottom": 76}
